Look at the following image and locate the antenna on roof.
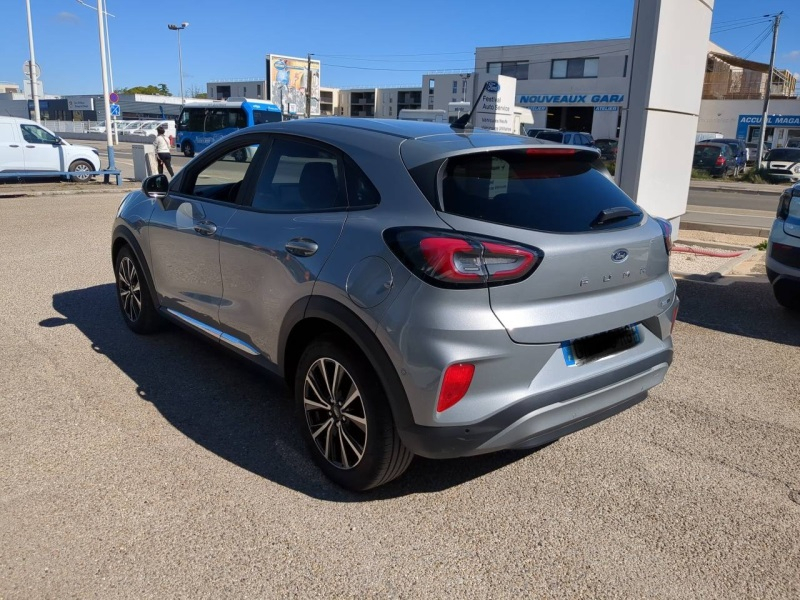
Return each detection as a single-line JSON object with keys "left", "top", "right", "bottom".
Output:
{"left": 450, "top": 81, "right": 489, "bottom": 131}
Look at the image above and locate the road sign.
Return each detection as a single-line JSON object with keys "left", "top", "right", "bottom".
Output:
{"left": 109, "top": 92, "right": 119, "bottom": 103}
{"left": 23, "top": 60, "right": 41, "bottom": 79}
{"left": 110, "top": 103, "right": 121, "bottom": 116}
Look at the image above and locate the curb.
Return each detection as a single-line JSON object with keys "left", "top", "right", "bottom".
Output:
{"left": 0, "top": 184, "right": 138, "bottom": 198}
{"left": 689, "top": 185, "right": 781, "bottom": 197}
{"left": 671, "top": 239, "right": 761, "bottom": 282}
{"left": 680, "top": 220, "right": 771, "bottom": 238}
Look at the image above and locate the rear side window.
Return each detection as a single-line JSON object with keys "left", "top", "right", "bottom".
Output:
{"left": 434, "top": 150, "right": 643, "bottom": 233}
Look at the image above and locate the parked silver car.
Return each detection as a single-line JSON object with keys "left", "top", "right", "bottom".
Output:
{"left": 767, "top": 183, "right": 800, "bottom": 310}
{"left": 111, "top": 119, "right": 679, "bottom": 490}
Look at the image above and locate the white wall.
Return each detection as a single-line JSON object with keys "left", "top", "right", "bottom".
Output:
{"left": 698, "top": 98, "right": 800, "bottom": 138}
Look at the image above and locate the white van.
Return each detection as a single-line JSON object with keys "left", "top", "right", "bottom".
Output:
{"left": 0, "top": 116, "right": 101, "bottom": 181}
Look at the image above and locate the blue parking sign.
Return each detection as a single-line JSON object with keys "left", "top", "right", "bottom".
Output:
{"left": 110, "top": 103, "right": 120, "bottom": 116}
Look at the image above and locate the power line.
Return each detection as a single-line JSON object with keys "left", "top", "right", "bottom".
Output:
{"left": 739, "top": 23, "right": 774, "bottom": 59}
{"left": 711, "top": 20, "right": 771, "bottom": 35}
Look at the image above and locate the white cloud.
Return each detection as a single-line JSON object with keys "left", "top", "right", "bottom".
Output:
{"left": 56, "top": 12, "right": 80, "bottom": 24}
{"left": 786, "top": 50, "right": 800, "bottom": 60}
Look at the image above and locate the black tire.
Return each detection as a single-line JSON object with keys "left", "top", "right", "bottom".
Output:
{"left": 114, "top": 245, "right": 162, "bottom": 334}
{"left": 295, "top": 336, "right": 413, "bottom": 491}
{"left": 68, "top": 159, "right": 94, "bottom": 182}
{"left": 773, "top": 282, "right": 800, "bottom": 312}
{"left": 182, "top": 141, "right": 194, "bottom": 158}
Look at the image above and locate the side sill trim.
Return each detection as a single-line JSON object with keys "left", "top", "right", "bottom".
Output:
{"left": 166, "top": 308, "right": 261, "bottom": 356}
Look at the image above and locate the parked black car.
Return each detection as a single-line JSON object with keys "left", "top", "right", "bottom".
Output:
{"left": 706, "top": 138, "right": 747, "bottom": 176}
{"left": 693, "top": 142, "right": 736, "bottom": 177}
{"left": 594, "top": 138, "right": 618, "bottom": 161}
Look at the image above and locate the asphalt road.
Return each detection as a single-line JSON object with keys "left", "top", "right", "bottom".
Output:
{"left": 1, "top": 193, "right": 799, "bottom": 598}
{"left": 687, "top": 189, "right": 779, "bottom": 212}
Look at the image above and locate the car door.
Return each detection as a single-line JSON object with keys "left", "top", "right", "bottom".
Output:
{"left": 217, "top": 135, "right": 349, "bottom": 363}
{"left": 147, "top": 133, "right": 267, "bottom": 328}
{"left": 19, "top": 123, "right": 63, "bottom": 171}
{"left": 0, "top": 121, "right": 25, "bottom": 171}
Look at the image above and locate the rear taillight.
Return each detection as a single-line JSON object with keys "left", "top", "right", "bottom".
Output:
{"left": 437, "top": 363, "right": 475, "bottom": 412}
{"left": 655, "top": 218, "right": 673, "bottom": 255}
{"left": 385, "top": 228, "right": 543, "bottom": 288}
{"left": 715, "top": 156, "right": 725, "bottom": 166}
{"left": 777, "top": 191, "right": 792, "bottom": 219}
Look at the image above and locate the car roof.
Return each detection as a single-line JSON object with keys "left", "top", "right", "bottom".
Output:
{"left": 242, "top": 118, "right": 595, "bottom": 168}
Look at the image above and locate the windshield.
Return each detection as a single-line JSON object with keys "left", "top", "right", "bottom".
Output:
{"left": 536, "top": 131, "right": 565, "bottom": 143}
{"left": 253, "top": 110, "right": 283, "bottom": 125}
{"left": 422, "top": 149, "right": 642, "bottom": 233}
{"left": 766, "top": 148, "right": 800, "bottom": 162}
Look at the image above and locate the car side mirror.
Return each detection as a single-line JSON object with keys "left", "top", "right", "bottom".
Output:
{"left": 142, "top": 174, "right": 169, "bottom": 201}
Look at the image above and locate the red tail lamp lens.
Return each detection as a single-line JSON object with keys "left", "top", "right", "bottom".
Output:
{"left": 715, "top": 156, "right": 725, "bottom": 166}
{"left": 526, "top": 147, "right": 577, "bottom": 156}
{"left": 655, "top": 218, "right": 673, "bottom": 255}
{"left": 437, "top": 363, "right": 475, "bottom": 412}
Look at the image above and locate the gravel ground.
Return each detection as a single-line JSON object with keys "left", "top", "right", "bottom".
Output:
{"left": 2, "top": 193, "right": 799, "bottom": 599}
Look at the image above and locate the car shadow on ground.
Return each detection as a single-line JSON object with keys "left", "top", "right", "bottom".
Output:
{"left": 676, "top": 276, "right": 800, "bottom": 346}
{"left": 41, "top": 284, "right": 538, "bottom": 501}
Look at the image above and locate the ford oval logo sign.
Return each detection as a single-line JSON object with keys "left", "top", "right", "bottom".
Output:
{"left": 611, "top": 249, "right": 629, "bottom": 263}
{"left": 486, "top": 81, "right": 500, "bottom": 93}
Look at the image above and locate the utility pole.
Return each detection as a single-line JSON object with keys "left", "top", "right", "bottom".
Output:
{"left": 306, "top": 53, "right": 313, "bottom": 119}
{"left": 756, "top": 12, "right": 783, "bottom": 169}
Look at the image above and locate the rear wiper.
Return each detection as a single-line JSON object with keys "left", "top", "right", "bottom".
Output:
{"left": 591, "top": 206, "right": 642, "bottom": 227}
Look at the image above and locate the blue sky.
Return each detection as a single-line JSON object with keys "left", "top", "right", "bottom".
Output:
{"left": 3, "top": 0, "right": 799, "bottom": 96}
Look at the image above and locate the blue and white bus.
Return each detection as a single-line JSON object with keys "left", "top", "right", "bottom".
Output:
{"left": 176, "top": 98, "right": 282, "bottom": 157}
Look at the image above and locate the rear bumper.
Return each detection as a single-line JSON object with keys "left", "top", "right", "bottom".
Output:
{"left": 399, "top": 346, "right": 672, "bottom": 459}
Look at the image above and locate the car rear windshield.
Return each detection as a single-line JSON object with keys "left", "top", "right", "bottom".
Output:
{"left": 766, "top": 148, "right": 800, "bottom": 162}
{"left": 695, "top": 145, "right": 722, "bottom": 157}
{"left": 420, "top": 149, "right": 643, "bottom": 233}
{"left": 535, "top": 131, "right": 564, "bottom": 143}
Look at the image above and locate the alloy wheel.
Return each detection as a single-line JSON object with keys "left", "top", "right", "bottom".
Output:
{"left": 303, "top": 357, "right": 368, "bottom": 470}
{"left": 117, "top": 256, "right": 142, "bottom": 322}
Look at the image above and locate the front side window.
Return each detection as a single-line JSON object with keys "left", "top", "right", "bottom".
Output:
{"left": 183, "top": 141, "right": 262, "bottom": 203}
{"left": 20, "top": 124, "right": 59, "bottom": 144}
{"left": 551, "top": 57, "right": 599, "bottom": 79}
{"left": 250, "top": 137, "right": 345, "bottom": 212}
{"left": 253, "top": 110, "right": 282, "bottom": 125}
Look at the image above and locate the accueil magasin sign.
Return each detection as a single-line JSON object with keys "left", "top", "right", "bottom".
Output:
{"left": 475, "top": 75, "right": 516, "bottom": 134}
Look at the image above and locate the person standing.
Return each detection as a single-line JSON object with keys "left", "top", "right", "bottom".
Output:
{"left": 153, "top": 126, "right": 174, "bottom": 177}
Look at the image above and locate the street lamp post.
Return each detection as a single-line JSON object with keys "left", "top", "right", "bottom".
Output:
{"left": 24, "top": 0, "right": 41, "bottom": 123}
{"left": 76, "top": 0, "right": 117, "bottom": 143}
{"left": 167, "top": 22, "right": 189, "bottom": 104}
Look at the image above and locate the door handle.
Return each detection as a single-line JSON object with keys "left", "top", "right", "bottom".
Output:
{"left": 285, "top": 238, "right": 319, "bottom": 257}
{"left": 193, "top": 220, "right": 217, "bottom": 236}
{"left": 26, "top": 145, "right": 35, "bottom": 148}
{"left": 9, "top": 144, "right": 19, "bottom": 148}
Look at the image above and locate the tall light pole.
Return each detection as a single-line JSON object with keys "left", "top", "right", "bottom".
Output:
{"left": 95, "top": 0, "right": 115, "bottom": 170}
{"left": 76, "top": 0, "right": 117, "bottom": 143}
{"left": 167, "top": 22, "right": 188, "bottom": 104}
{"left": 24, "top": 0, "right": 41, "bottom": 123}
{"left": 306, "top": 53, "right": 314, "bottom": 118}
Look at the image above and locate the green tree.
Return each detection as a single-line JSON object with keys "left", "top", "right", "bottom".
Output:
{"left": 116, "top": 84, "right": 171, "bottom": 96}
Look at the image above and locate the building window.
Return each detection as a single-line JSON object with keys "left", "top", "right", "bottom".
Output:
{"left": 623, "top": 55, "right": 628, "bottom": 78}
{"left": 257, "top": 84, "right": 262, "bottom": 97}
{"left": 428, "top": 99, "right": 434, "bottom": 109}
{"left": 453, "top": 80, "right": 458, "bottom": 94}
{"left": 551, "top": 58, "right": 599, "bottom": 79}
{"left": 243, "top": 86, "right": 247, "bottom": 96}
{"left": 428, "top": 79, "right": 435, "bottom": 93}
{"left": 389, "top": 106, "right": 393, "bottom": 116}
{"left": 486, "top": 61, "right": 529, "bottom": 80}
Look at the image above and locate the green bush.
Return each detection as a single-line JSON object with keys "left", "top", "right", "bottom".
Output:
{"left": 737, "top": 169, "right": 769, "bottom": 184}
{"left": 605, "top": 161, "right": 615, "bottom": 176}
{"left": 755, "top": 240, "right": 768, "bottom": 251}
{"left": 691, "top": 169, "right": 714, "bottom": 180}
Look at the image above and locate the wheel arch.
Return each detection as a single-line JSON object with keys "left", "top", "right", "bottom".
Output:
{"left": 280, "top": 296, "right": 414, "bottom": 432}
{"left": 112, "top": 225, "right": 159, "bottom": 308}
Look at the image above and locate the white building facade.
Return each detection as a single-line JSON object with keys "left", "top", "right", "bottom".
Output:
{"left": 475, "top": 40, "right": 630, "bottom": 139}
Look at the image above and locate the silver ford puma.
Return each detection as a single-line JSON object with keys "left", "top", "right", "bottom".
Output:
{"left": 112, "top": 118, "right": 678, "bottom": 491}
